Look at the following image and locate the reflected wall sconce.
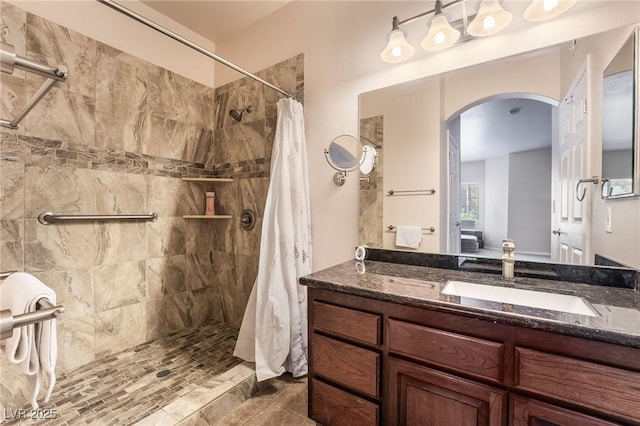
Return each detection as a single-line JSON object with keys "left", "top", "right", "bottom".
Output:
{"left": 380, "top": 0, "right": 577, "bottom": 63}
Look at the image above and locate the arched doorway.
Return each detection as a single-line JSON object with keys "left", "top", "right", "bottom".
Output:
{"left": 446, "top": 94, "right": 559, "bottom": 261}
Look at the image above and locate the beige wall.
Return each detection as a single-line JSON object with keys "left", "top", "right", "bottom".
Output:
{"left": 361, "top": 77, "right": 442, "bottom": 253}
{"left": 215, "top": 1, "right": 640, "bottom": 271}
{"left": 6, "top": 0, "right": 216, "bottom": 87}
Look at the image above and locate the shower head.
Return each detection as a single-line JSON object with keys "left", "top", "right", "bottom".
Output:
{"left": 229, "top": 106, "right": 253, "bottom": 122}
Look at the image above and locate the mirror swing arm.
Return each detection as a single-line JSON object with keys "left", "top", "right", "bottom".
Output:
{"left": 323, "top": 148, "right": 350, "bottom": 186}
{"left": 324, "top": 134, "right": 378, "bottom": 186}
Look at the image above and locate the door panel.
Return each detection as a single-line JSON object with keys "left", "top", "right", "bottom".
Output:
{"left": 553, "top": 63, "right": 590, "bottom": 264}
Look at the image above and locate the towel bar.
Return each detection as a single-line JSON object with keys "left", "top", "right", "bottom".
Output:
{"left": 0, "top": 301, "right": 64, "bottom": 341}
{"left": 387, "top": 189, "right": 436, "bottom": 196}
{"left": 0, "top": 271, "right": 64, "bottom": 340}
{"left": 387, "top": 225, "right": 436, "bottom": 232}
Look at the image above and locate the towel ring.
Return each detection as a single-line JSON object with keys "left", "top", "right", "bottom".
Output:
{"left": 575, "top": 177, "right": 600, "bottom": 202}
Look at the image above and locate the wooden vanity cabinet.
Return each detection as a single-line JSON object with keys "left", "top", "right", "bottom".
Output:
{"left": 510, "top": 395, "right": 620, "bottom": 426}
{"left": 387, "top": 357, "right": 507, "bottom": 425}
{"left": 307, "top": 288, "right": 640, "bottom": 426}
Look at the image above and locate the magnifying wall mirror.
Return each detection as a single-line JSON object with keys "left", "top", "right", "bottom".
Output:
{"left": 324, "top": 135, "right": 377, "bottom": 185}
{"left": 601, "top": 29, "right": 639, "bottom": 199}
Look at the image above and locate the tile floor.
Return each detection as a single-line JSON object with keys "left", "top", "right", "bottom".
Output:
{"left": 3, "top": 318, "right": 318, "bottom": 425}
{"left": 210, "top": 375, "right": 316, "bottom": 426}
{"left": 2, "top": 320, "right": 242, "bottom": 425}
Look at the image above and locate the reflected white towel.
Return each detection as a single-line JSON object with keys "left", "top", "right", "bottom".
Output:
{"left": 0, "top": 273, "right": 57, "bottom": 409}
{"left": 395, "top": 226, "right": 423, "bottom": 249}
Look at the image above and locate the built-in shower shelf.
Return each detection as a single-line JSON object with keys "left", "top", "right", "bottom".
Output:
{"left": 182, "top": 215, "right": 233, "bottom": 219}
{"left": 181, "top": 177, "right": 234, "bottom": 183}
{"left": 182, "top": 177, "right": 234, "bottom": 218}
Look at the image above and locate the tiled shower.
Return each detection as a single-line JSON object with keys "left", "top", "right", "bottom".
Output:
{"left": 0, "top": 1, "right": 304, "bottom": 415}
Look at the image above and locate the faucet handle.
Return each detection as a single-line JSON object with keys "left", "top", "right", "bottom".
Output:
{"left": 502, "top": 239, "right": 515, "bottom": 250}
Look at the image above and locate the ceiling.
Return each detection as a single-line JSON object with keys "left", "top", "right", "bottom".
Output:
{"left": 460, "top": 98, "right": 554, "bottom": 163}
{"left": 141, "top": 0, "right": 293, "bottom": 44}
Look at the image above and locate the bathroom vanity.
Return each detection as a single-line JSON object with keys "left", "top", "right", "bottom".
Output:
{"left": 300, "top": 252, "right": 640, "bottom": 425}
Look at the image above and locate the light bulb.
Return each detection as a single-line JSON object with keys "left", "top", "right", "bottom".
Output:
{"left": 483, "top": 15, "right": 496, "bottom": 30}
{"left": 544, "top": 0, "right": 558, "bottom": 11}
{"left": 435, "top": 32, "right": 445, "bottom": 45}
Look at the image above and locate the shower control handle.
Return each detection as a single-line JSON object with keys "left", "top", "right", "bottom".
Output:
{"left": 240, "top": 209, "right": 256, "bottom": 231}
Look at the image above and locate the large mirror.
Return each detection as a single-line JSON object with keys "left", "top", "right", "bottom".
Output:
{"left": 359, "top": 23, "right": 640, "bottom": 269}
{"left": 601, "top": 29, "right": 639, "bottom": 199}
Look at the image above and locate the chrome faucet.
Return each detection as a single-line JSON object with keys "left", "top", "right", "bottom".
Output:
{"left": 502, "top": 239, "right": 515, "bottom": 279}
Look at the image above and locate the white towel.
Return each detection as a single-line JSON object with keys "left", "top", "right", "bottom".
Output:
{"left": 0, "top": 272, "right": 57, "bottom": 409}
{"left": 395, "top": 226, "right": 423, "bottom": 249}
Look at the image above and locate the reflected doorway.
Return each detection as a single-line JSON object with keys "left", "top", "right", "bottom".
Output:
{"left": 447, "top": 95, "right": 558, "bottom": 262}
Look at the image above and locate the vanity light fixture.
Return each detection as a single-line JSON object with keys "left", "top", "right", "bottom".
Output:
{"left": 523, "top": 0, "right": 578, "bottom": 22}
{"left": 467, "top": 0, "right": 513, "bottom": 37}
{"left": 381, "top": 0, "right": 576, "bottom": 63}
{"left": 421, "top": 1, "right": 460, "bottom": 51}
{"left": 380, "top": 16, "right": 416, "bottom": 63}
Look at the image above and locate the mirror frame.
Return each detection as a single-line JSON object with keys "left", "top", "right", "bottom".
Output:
{"left": 601, "top": 27, "right": 640, "bottom": 199}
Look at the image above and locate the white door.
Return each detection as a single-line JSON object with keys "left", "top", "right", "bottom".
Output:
{"left": 448, "top": 134, "right": 461, "bottom": 254}
{"left": 554, "top": 64, "right": 590, "bottom": 264}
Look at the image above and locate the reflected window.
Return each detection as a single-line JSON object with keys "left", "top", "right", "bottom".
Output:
{"left": 460, "top": 183, "right": 480, "bottom": 227}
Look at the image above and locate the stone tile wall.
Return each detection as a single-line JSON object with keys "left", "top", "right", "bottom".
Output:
{"left": 0, "top": 1, "right": 304, "bottom": 409}
{"left": 359, "top": 115, "right": 384, "bottom": 248}
{"left": 209, "top": 54, "right": 304, "bottom": 327}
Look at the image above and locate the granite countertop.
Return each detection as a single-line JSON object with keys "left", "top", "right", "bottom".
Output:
{"left": 300, "top": 260, "right": 640, "bottom": 349}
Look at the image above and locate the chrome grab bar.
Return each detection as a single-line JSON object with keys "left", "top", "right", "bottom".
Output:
{"left": 387, "top": 225, "right": 436, "bottom": 232}
{"left": 0, "top": 42, "right": 68, "bottom": 130}
{"left": 38, "top": 212, "right": 158, "bottom": 225}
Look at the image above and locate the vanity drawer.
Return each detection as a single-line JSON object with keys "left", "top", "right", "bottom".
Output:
{"left": 312, "top": 301, "right": 381, "bottom": 346}
{"left": 515, "top": 347, "right": 640, "bottom": 422}
{"left": 312, "top": 333, "right": 380, "bottom": 398}
{"left": 388, "top": 319, "right": 504, "bottom": 383}
{"left": 311, "top": 378, "right": 379, "bottom": 426}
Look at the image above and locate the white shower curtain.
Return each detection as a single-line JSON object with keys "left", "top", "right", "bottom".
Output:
{"left": 234, "top": 98, "right": 312, "bottom": 381}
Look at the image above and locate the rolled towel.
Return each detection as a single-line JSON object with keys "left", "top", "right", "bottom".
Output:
{"left": 395, "top": 226, "right": 423, "bottom": 249}
{"left": 0, "top": 272, "right": 57, "bottom": 409}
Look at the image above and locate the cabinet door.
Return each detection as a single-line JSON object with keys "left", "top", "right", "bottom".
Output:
{"left": 510, "top": 395, "right": 620, "bottom": 426}
{"left": 387, "top": 357, "right": 507, "bottom": 426}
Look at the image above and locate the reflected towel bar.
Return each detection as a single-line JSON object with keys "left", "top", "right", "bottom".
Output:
{"left": 38, "top": 212, "right": 158, "bottom": 225}
{"left": 387, "top": 189, "right": 436, "bottom": 196}
{"left": 387, "top": 225, "right": 436, "bottom": 232}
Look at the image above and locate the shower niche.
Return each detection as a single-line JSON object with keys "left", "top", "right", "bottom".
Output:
{"left": 182, "top": 177, "right": 234, "bottom": 219}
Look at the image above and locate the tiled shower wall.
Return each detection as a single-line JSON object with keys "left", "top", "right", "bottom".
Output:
{"left": 0, "top": 2, "right": 304, "bottom": 408}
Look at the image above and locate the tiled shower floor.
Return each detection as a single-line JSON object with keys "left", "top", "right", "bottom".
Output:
{"left": 4, "top": 320, "right": 244, "bottom": 425}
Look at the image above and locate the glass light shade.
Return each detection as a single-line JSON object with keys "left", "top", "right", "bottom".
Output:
{"left": 421, "top": 15, "right": 460, "bottom": 51}
{"left": 380, "top": 29, "right": 415, "bottom": 63}
{"left": 523, "top": 0, "right": 577, "bottom": 21}
{"left": 467, "top": 0, "right": 513, "bottom": 37}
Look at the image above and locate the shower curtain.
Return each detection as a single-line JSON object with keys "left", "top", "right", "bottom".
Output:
{"left": 234, "top": 98, "right": 312, "bottom": 381}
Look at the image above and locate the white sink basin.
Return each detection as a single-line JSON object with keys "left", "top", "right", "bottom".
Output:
{"left": 442, "top": 281, "right": 598, "bottom": 317}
